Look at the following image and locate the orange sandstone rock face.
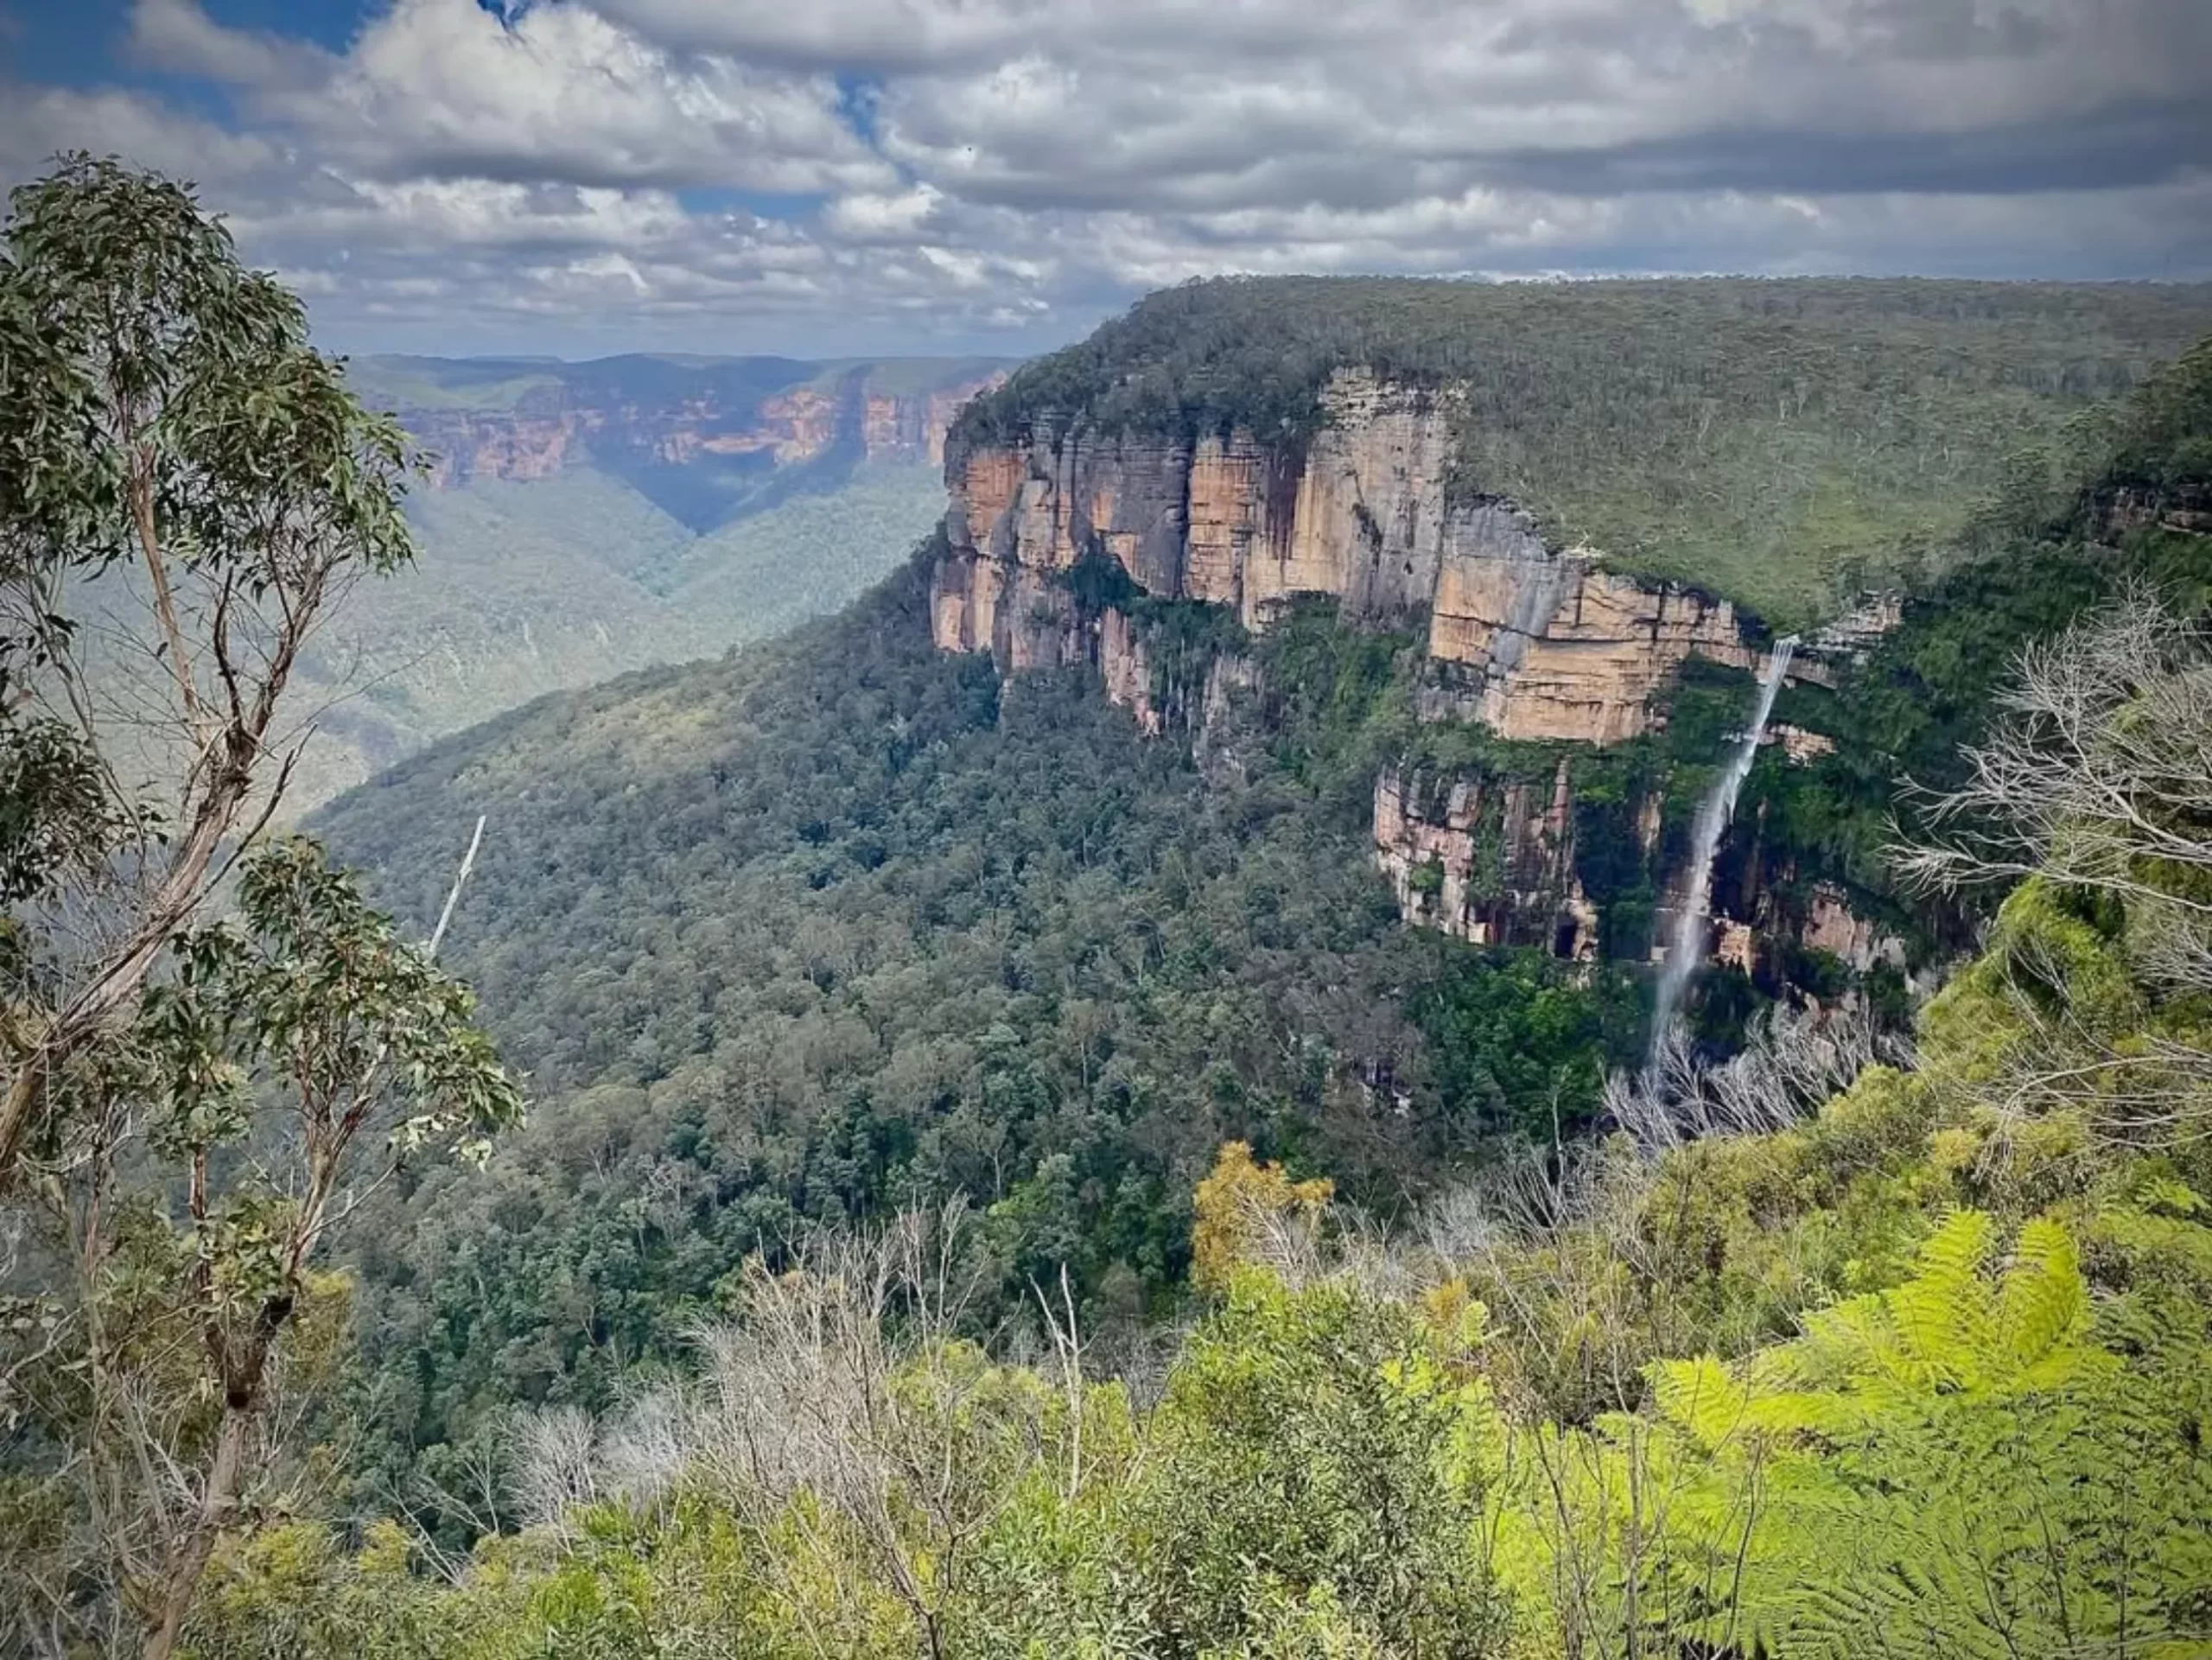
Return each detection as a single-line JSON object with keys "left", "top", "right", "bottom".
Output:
{"left": 1371, "top": 763, "right": 1600, "bottom": 957}
{"left": 754, "top": 388, "right": 841, "bottom": 463}
{"left": 1802, "top": 882, "right": 1904, "bottom": 973}
{"left": 1714, "top": 919, "right": 1758, "bottom": 974}
{"left": 1773, "top": 724, "right": 1837, "bottom": 763}
{"left": 864, "top": 377, "right": 1006, "bottom": 465}
{"left": 933, "top": 368, "right": 1861, "bottom": 747}
{"left": 1373, "top": 770, "right": 1491, "bottom": 943}
{"left": 418, "top": 416, "right": 592, "bottom": 487}
{"left": 1184, "top": 437, "right": 1269, "bottom": 606}
{"left": 1245, "top": 372, "right": 1458, "bottom": 625}
{"left": 1423, "top": 496, "right": 1762, "bottom": 742}
{"left": 937, "top": 372, "right": 1455, "bottom": 637}
{"left": 1097, "top": 608, "right": 1161, "bottom": 735}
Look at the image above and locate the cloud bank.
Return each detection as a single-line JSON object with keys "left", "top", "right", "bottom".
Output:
{"left": 3, "top": 0, "right": 2207, "bottom": 353}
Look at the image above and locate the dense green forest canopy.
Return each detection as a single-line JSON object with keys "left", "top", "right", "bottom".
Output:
{"left": 204, "top": 654, "right": 2212, "bottom": 1657}
{"left": 314, "top": 550, "right": 1574, "bottom": 1517}
{"left": 306, "top": 332, "right": 2212, "bottom": 1530}
{"left": 958, "top": 275, "right": 2212, "bottom": 624}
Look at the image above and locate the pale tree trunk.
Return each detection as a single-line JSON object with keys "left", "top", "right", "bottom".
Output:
{"left": 142, "top": 1399, "right": 252, "bottom": 1660}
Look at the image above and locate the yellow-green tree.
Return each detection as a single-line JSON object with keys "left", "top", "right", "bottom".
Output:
{"left": 1190, "top": 1140, "right": 1334, "bottom": 1291}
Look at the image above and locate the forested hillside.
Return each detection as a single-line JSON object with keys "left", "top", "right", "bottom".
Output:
{"left": 9, "top": 156, "right": 2212, "bottom": 1660}
{"left": 307, "top": 329, "right": 2212, "bottom": 1530}
{"left": 283, "top": 464, "right": 949, "bottom": 811}
{"left": 273, "top": 351, "right": 1007, "bottom": 811}
{"left": 208, "top": 595, "right": 2212, "bottom": 1659}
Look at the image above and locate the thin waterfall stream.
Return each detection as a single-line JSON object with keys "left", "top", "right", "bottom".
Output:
{"left": 1647, "top": 636, "right": 1798, "bottom": 1073}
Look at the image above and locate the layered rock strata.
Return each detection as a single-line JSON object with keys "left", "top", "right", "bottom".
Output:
{"left": 937, "top": 364, "right": 1908, "bottom": 989}
{"left": 931, "top": 368, "right": 1853, "bottom": 745}
{"left": 1376, "top": 761, "right": 1909, "bottom": 976}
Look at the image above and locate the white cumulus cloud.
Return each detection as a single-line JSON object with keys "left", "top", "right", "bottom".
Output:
{"left": 0, "top": 0, "right": 2200, "bottom": 353}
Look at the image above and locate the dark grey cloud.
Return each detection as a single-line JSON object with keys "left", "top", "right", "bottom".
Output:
{"left": 1473, "top": 99, "right": 2212, "bottom": 200}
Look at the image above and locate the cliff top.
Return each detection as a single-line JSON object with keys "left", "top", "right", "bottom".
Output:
{"left": 954, "top": 276, "right": 2212, "bottom": 626}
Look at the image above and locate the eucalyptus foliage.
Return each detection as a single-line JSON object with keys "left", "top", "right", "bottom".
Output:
{"left": 0, "top": 156, "right": 518, "bottom": 1659}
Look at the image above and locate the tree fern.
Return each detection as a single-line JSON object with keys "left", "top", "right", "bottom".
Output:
{"left": 2000, "top": 1218, "right": 2092, "bottom": 1374}
{"left": 1742, "top": 1211, "right": 2205, "bottom": 1657}
{"left": 1513, "top": 1209, "right": 2212, "bottom": 1657}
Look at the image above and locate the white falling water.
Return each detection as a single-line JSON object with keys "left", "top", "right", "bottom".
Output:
{"left": 1647, "top": 636, "right": 1798, "bottom": 1072}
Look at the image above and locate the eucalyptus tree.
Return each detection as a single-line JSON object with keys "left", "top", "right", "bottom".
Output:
{"left": 0, "top": 156, "right": 521, "bottom": 1657}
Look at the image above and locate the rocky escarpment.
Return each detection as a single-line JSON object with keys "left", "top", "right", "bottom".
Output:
{"left": 930, "top": 364, "right": 1908, "bottom": 995}
{"left": 1370, "top": 741, "right": 1908, "bottom": 985}
{"left": 1372, "top": 761, "right": 1604, "bottom": 959}
{"left": 928, "top": 369, "right": 1858, "bottom": 745}
{"left": 2093, "top": 479, "right": 2212, "bottom": 539}
{"left": 413, "top": 372, "right": 1001, "bottom": 489}
{"left": 1418, "top": 505, "right": 1758, "bottom": 742}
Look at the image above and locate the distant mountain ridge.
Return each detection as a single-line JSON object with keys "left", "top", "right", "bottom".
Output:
{"left": 349, "top": 353, "right": 1009, "bottom": 531}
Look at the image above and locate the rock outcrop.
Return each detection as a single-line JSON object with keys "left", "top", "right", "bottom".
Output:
{"left": 1375, "top": 756, "right": 1912, "bottom": 982}
{"left": 1770, "top": 724, "right": 1837, "bottom": 763}
{"left": 934, "top": 371, "right": 1449, "bottom": 636}
{"left": 1096, "top": 608, "right": 1162, "bottom": 737}
{"left": 1420, "top": 502, "right": 1757, "bottom": 742}
{"left": 2094, "top": 480, "right": 2212, "bottom": 540}
{"left": 1802, "top": 883, "right": 1907, "bottom": 974}
{"left": 932, "top": 369, "right": 1859, "bottom": 745}
{"left": 1372, "top": 762, "right": 1600, "bottom": 958}
{"left": 864, "top": 384, "right": 994, "bottom": 467}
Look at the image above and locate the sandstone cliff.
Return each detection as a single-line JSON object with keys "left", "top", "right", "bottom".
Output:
{"left": 928, "top": 368, "right": 1866, "bottom": 745}
{"left": 1371, "top": 748, "right": 1906, "bottom": 989}
{"left": 931, "top": 363, "right": 1908, "bottom": 992}
{"left": 1372, "top": 762, "right": 1600, "bottom": 958}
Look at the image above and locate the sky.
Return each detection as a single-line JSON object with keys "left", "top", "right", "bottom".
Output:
{"left": 3, "top": 0, "right": 2209, "bottom": 358}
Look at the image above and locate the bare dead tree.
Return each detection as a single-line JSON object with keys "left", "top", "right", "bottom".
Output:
{"left": 1894, "top": 591, "right": 2212, "bottom": 988}
{"left": 509, "top": 1406, "right": 601, "bottom": 1530}
{"left": 506, "top": 1203, "right": 1054, "bottom": 1660}
{"left": 1421, "top": 1001, "right": 1904, "bottom": 1425}
{"left": 1893, "top": 591, "right": 2212, "bottom": 1148}
{"left": 1033, "top": 1264, "right": 1086, "bottom": 1502}
{"left": 1607, "top": 1002, "right": 1907, "bottom": 1153}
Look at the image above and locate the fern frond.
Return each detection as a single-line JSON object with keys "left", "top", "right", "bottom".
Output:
{"left": 1999, "top": 1218, "right": 2090, "bottom": 1372}
{"left": 1649, "top": 1356, "right": 1751, "bottom": 1451}
{"left": 1885, "top": 1210, "right": 1999, "bottom": 1386}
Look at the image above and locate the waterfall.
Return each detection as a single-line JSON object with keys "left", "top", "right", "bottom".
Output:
{"left": 1647, "top": 636, "right": 1798, "bottom": 1072}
